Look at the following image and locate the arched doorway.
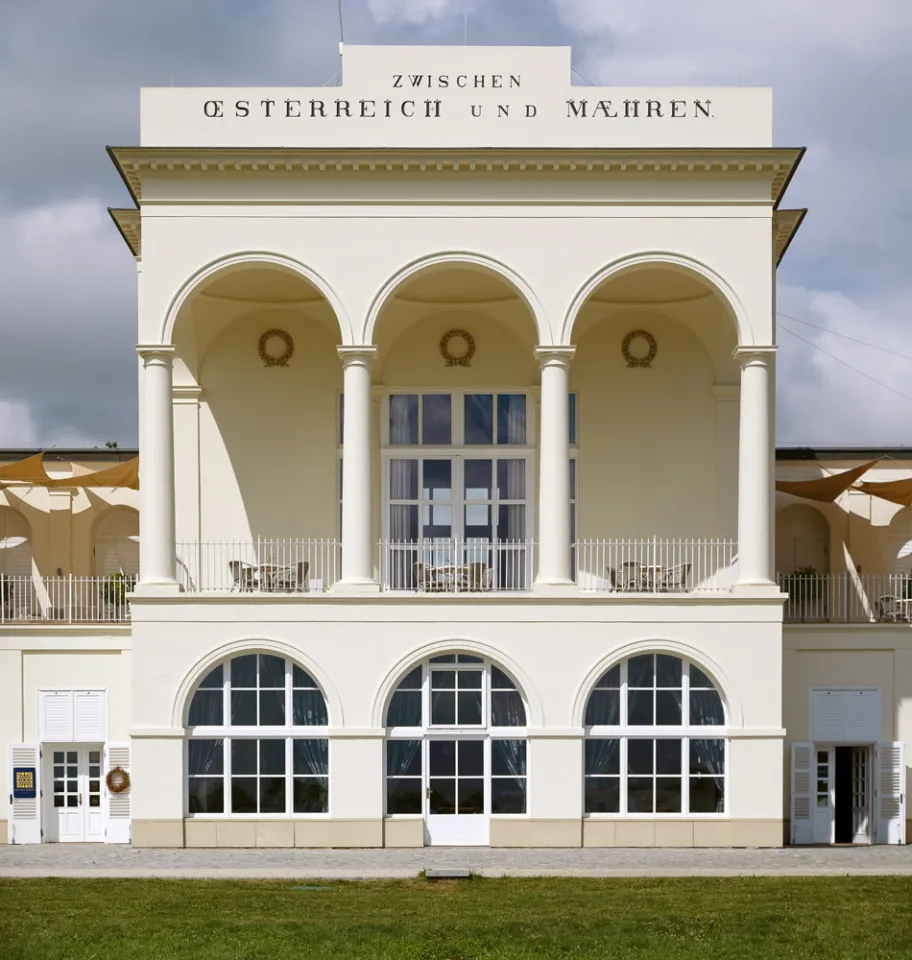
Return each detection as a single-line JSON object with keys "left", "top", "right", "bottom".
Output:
{"left": 776, "top": 504, "right": 830, "bottom": 575}
{"left": 384, "top": 652, "right": 528, "bottom": 845}
{"left": 0, "top": 507, "right": 31, "bottom": 577}
{"left": 93, "top": 507, "right": 139, "bottom": 577}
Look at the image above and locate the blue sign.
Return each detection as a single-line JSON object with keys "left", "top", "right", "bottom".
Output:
{"left": 13, "top": 767, "right": 36, "bottom": 800}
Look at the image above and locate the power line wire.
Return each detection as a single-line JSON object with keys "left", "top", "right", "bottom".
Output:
{"left": 777, "top": 311, "right": 912, "bottom": 364}
{"left": 778, "top": 322, "right": 912, "bottom": 406}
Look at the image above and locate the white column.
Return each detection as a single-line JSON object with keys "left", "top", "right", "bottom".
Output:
{"left": 136, "top": 345, "right": 179, "bottom": 592}
{"left": 337, "top": 346, "right": 379, "bottom": 592}
{"left": 735, "top": 346, "right": 777, "bottom": 588}
{"left": 534, "top": 346, "right": 576, "bottom": 590}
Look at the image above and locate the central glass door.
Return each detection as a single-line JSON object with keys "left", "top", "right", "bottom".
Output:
{"left": 425, "top": 738, "right": 489, "bottom": 845}
{"left": 46, "top": 746, "right": 104, "bottom": 843}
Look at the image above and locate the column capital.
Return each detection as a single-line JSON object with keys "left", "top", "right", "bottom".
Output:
{"left": 534, "top": 345, "right": 576, "bottom": 367}
{"left": 137, "top": 344, "right": 176, "bottom": 363}
{"left": 732, "top": 345, "right": 777, "bottom": 365}
{"left": 337, "top": 345, "right": 379, "bottom": 367}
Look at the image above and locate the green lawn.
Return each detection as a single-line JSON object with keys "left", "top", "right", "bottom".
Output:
{"left": 2, "top": 877, "right": 911, "bottom": 959}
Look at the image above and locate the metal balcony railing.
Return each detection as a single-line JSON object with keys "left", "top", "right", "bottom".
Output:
{"left": 778, "top": 572, "right": 912, "bottom": 623}
{"left": 0, "top": 575, "right": 133, "bottom": 623}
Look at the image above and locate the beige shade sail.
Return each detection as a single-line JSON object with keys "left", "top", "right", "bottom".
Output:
{"left": 46, "top": 458, "right": 140, "bottom": 490}
{"left": 857, "top": 477, "right": 912, "bottom": 506}
{"left": 0, "top": 452, "right": 53, "bottom": 484}
{"left": 775, "top": 459, "right": 879, "bottom": 503}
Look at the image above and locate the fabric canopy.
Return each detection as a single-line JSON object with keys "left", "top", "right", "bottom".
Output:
{"left": 47, "top": 458, "right": 140, "bottom": 490}
{"left": 0, "top": 452, "right": 52, "bottom": 484}
{"left": 857, "top": 477, "right": 912, "bottom": 506}
{"left": 775, "top": 459, "right": 879, "bottom": 503}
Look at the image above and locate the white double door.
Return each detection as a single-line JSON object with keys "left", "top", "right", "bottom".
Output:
{"left": 46, "top": 745, "right": 104, "bottom": 842}
{"left": 425, "top": 737, "right": 490, "bottom": 846}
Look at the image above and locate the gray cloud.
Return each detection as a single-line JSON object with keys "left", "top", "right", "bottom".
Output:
{"left": 1, "top": 0, "right": 910, "bottom": 446}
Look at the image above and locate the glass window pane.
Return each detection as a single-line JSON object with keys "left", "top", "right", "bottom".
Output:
{"left": 627, "top": 777, "right": 653, "bottom": 813}
{"left": 656, "top": 655, "right": 682, "bottom": 688}
{"left": 390, "top": 460, "right": 419, "bottom": 500}
{"left": 429, "top": 779, "right": 457, "bottom": 814}
{"left": 259, "top": 690, "right": 285, "bottom": 726}
{"left": 457, "top": 691, "right": 483, "bottom": 725}
{"left": 231, "top": 654, "right": 257, "bottom": 688}
{"left": 188, "top": 778, "right": 224, "bottom": 814}
{"left": 627, "top": 739, "right": 654, "bottom": 775}
{"left": 627, "top": 689, "right": 654, "bottom": 726}
{"left": 339, "top": 393, "right": 344, "bottom": 444}
{"left": 431, "top": 691, "right": 456, "bottom": 725}
{"left": 585, "top": 738, "right": 620, "bottom": 776}
{"left": 690, "top": 690, "right": 725, "bottom": 726}
{"left": 459, "top": 740, "right": 484, "bottom": 776}
{"left": 387, "top": 740, "right": 422, "bottom": 777}
{"left": 293, "top": 739, "right": 329, "bottom": 776}
{"left": 458, "top": 779, "right": 485, "bottom": 814}
{"left": 497, "top": 504, "right": 526, "bottom": 540}
{"left": 465, "top": 394, "right": 494, "bottom": 445}
{"left": 689, "top": 739, "right": 726, "bottom": 778}
{"left": 569, "top": 393, "right": 577, "bottom": 445}
{"left": 492, "top": 740, "right": 527, "bottom": 776}
{"left": 429, "top": 740, "right": 456, "bottom": 777}
{"left": 491, "top": 666, "right": 516, "bottom": 690}
{"left": 260, "top": 777, "right": 286, "bottom": 814}
{"left": 431, "top": 670, "right": 456, "bottom": 689}
{"left": 457, "top": 655, "right": 484, "bottom": 663}
{"left": 465, "top": 503, "right": 491, "bottom": 539}
{"left": 464, "top": 459, "right": 493, "bottom": 501}
{"left": 458, "top": 670, "right": 482, "bottom": 689}
{"left": 387, "top": 691, "right": 423, "bottom": 727}
{"left": 231, "top": 777, "right": 258, "bottom": 814}
{"left": 596, "top": 665, "right": 620, "bottom": 688}
{"left": 292, "top": 665, "right": 317, "bottom": 688}
{"left": 496, "top": 460, "right": 526, "bottom": 500}
{"left": 690, "top": 776, "right": 724, "bottom": 814}
{"left": 259, "top": 739, "right": 286, "bottom": 775}
{"left": 690, "top": 665, "right": 714, "bottom": 689}
{"left": 656, "top": 739, "right": 682, "bottom": 775}
{"left": 188, "top": 739, "right": 224, "bottom": 776}
{"left": 390, "top": 395, "right": 419, "bottom": 445}
{"left": 584, "top": 778, "right": 619, "bottom": 814}
{"left": 491, "top": 777, "right": 526, "bottom": 814}
{"left": 627, "top": 654, "right": 654, "bottom": 688}
{"left": 655, "top": 778, "right": 682, "bottom": 813}
{"left": 387, "top": 778, "right": 423, "bottom": 814}
{"left": 259, "top": 655, "right": 285, "bottom": 688}
{"left": 585, "top": 690, "right": 619, "bottom": 726}
{"left": 491, "top": 690, "right": 526, "bottom": 727}
{"left": 423, "top": 460, "right": 452, "bottom": 500}
{"left": 294, "top": 777, "right": 328, "bottom": 813}
{"left": 656, "top": 690, "right": 683, "bottom": 726}
{"left": 53, "top": 751, "right": 63, "bottom": 763}
{"left": 497, "top": 395, "right": 526, "bottom": 445}
{"left": 231, "top": 739, "right": 257, "bottom": 775}
{"left": 230, "top": 690, "right": 257, "bottom": 726}
{"left": 199, "top": 665, "right": 223, "bottom": 689}
{"left": 422, "top": 395, "right": 452, "bottom": 445}
{"left": 189, "top": 689, "right": 223, "bottom": 727}
{"left": 398, "top": 665, "right": 424, "bottom": 687}
{"left": 293, "top": 690, "right": 328, "bottom": 726}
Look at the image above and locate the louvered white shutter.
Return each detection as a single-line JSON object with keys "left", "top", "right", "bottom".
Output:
{"left": 39, "top": 691, "right": 74, "bottom": 741}
{"left": 875, "top": 742, "right": 905, "bottom": 845}
{"left": 8, "top": 745, "right": 41, "bottom": 844}
{"left": 812, "top": 690, "right": 843, "bottom": 741}
{"left": 74, "top": 691, "right": 106, "bottom": 741}
{"left": 843, "top": 690, "right": 881, "bottom": 742}
{"left": 104, "top": 742, "right": 131, "bottom": 844}
{"left": 791, "top": 742, "right": 813, "bottom": 845}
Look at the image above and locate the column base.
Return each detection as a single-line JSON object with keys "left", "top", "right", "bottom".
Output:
{"left": 132, "top": 579, "right": 183, "bottom": 597}
{"left": 730, "top": 579, "right": 784, "bottom": 598}
{"left": 332, "top": 578, "right": 381, "bottom": 596}
{"left": 532, "top": 577, "right": 578, "bottom": 596}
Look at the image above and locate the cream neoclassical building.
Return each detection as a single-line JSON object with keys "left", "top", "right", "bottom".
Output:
{"left": 3, "top": 45, "right": 909, "bottom": 849}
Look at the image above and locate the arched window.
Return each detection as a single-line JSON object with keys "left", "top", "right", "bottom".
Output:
{"left": 94, "top": 507, "right": 139, "bottom": 577}
{"left": 584, "top": 653, "right": 726, "bottom": 817}
{"left": 185, "top": 653, "right": 329, "bottom": 817}
{"left": 0, "top": 507, "right": 31, "bottom": 576}
{"left": 384, "top": 654, "right": 528, "bottom": 843}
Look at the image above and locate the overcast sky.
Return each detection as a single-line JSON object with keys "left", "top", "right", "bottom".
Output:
{"left": 1, "top": 0, "right": 910, "bottom": 449}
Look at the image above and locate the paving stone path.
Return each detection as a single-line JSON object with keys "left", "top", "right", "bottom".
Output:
{"left": 2, "top": 844, "right": 912, "bottom": 878}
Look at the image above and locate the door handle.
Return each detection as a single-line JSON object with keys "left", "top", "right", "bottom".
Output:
{"left": 426, "top": 787, "right": 431, "bottom": 799}
{"left": 78, "top": 793, "right": 82, "bottom": 806}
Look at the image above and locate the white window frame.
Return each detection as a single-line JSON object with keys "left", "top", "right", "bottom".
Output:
{"left": 584, "top": 655, "right": 728, "bottom": 819}
{"left": 185, "top": 655, "right": 330, "bottom": 819}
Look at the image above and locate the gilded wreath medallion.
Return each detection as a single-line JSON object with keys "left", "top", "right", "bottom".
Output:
{"left": 440, "top": 329, "right": 476, "bottom": 367}
{"left": 621, "top": 329, "right": 657, "bottom": 368}
{"left": 258, "top": 329, "right": 295, "bottom": 367}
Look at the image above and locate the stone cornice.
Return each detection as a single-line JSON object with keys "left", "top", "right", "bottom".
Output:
{"left": 773, "top": 208, "right": 807, "bottom": 265}
{"left": 108, "top": 207, "right": 140, "bottom": 259}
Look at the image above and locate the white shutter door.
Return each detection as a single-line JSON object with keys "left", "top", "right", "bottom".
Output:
{"left": 875, "top": 741, "right": 905, "bottom": 845}
{"left": 843, "top": 690, "right": 881, "bottom": 742}
{"left": 39, "top": 691, "right": 74, "bottom": 742}
{"left": 74, "top": 691, "right": 106, "bottom": 741}
{"left": 790, "top": 742, "right": 814, "bottom": 844}
{"left": 104, "top": 742, "right": 131, "bottom": 844}
{"left": 812, "top": 690, "right": 843, "bottom": 741}
{"left": 8, "top": 745, "right": 41, "bottom": 844}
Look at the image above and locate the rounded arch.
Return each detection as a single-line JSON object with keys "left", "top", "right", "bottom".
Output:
{"left": 0, "top": 505, "right": 32, "bottom": 577}
{"left": 561, "top": 252, "right": 751, "bottom": 347}
{"left": 571, "top": 638, "right": 742, "bottom": 729}
{"left": 92, "top": 505, "right": 139, "bottom": 577}
{"left": 161, "top": 252, "right": 352, "bottom": 346}
{"left": 776, "top": 503, "right": 830, "bottom": 575}
{"left": 172, "top": 637, "right": 343, "bottom": 729}
{"left": 363, "top": 251, "right": 550, "bottom": 346}
{"left": 371, "top": 637, "right": 543, "bottom": 729}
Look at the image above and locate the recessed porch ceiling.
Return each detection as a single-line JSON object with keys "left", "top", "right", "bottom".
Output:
{"left": 200, "top": 266, "right": 326, "bottom": 304}
{"left": 588, "top": 267, "right": 713, "bottom": 305}
{"left": 392, "top": 268, "right": 520, "bottom": 305}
